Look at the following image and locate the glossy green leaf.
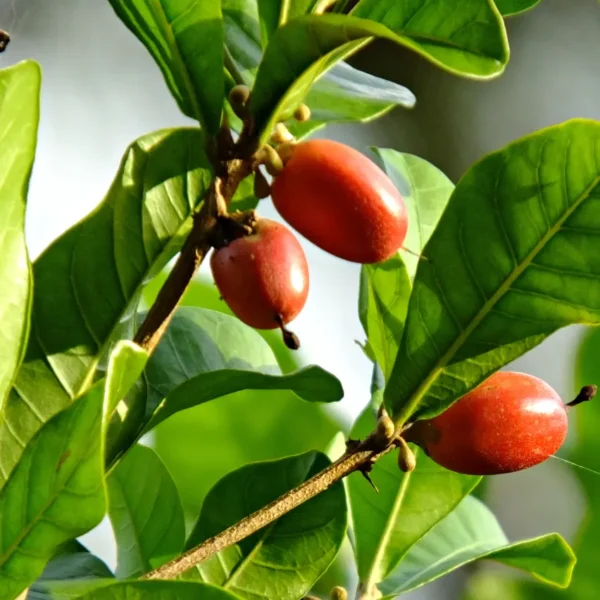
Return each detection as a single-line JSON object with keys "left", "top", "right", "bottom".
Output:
{"left": 28, "top": 541, "right": 113, "bottom": 600}
{"left": 107, "top": 444, "right": 185, "bottom": 578}
{"left": 380, "top": 495, "right": 575, "bottom": 596}
{"left": 184, "top": 451, "right": 347, "bottom": 599}
{"left": 372, "top": 149, "right": 454, "bottom": 279}
{"left": 0, "top": 60, "right": 39, "bottom": 412}
{"left": 0, "top": 340, "right": 146, "bottom": 598}
{"left": 347, "top": 405, "right": 479, "bottom": 593}
{"left": 495, "top": 0, "right": 542, "bottom": 16}
{"left": 0, "top": 385, "right": 105, "bottom": 598}
{"left": 249, "top": 9, "right": 507, "bottom": 139}
{"left": 351, "top": 0, "right": 509, "bottom": 76}
{"left": 223, "top": 2, "right": 415, "bottom": 140}
{"left": 359, "top": 256, "right": 411, "bottom": 379}
{"left": 31, "top": 580, "right": 242, "bottom": 600}
{"left": 1, "top": 128, "right": 212, "bottom": 488}
{"left": 108, "top": 0, "right": 224, "bottom": 133}
{"left": 386, "top": 119, "right": 600, "bottom": 423}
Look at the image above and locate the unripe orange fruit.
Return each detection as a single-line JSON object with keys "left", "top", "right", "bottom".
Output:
{"left": 407, "top": 371, "right": 568, "bottom": 475}
{"left": 210, "top": 219, "right": 309, "bottom": 330}
{"left": 271, "top": 139, "right": 407, "bottom": 264}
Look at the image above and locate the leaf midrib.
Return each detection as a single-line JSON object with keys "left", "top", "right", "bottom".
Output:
{"left": 362, "top": 452, "right": 416, "bottom": 591}
{"left": 395, "top": 172, "right": 600, "bottom": 424}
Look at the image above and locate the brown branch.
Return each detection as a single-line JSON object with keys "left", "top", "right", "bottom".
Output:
{"left": 144, "top": 433, "right": 399, "bottom": 580}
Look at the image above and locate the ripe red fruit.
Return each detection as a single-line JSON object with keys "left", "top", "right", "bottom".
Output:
{"left": 210, "top": 218, "right": 309, "bottom": 333}
{"left": 271, "top": 139, "right": 408, "bottom": 264}
{"left": 407, "top": 371, "right": 568, "bottom": 476}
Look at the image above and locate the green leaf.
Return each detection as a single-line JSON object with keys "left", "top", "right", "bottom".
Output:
{"left": 107, "top": 444, "right": 185, "bottom": 578}
{"left": 108, "top": 0, "right": 224, "bottom": 133}
{"left": 105, "top": 307, "right": 342, "bottom": 462}
{"left": 0, "top": 340, "right": 146, "bottom": 599}
{"left": 0, "top": 386, "right": 105, "bottom": 598}
{"left": 494, "top": 0, "right": 542, "bottom": 16}
{"left": 359, "top": 256, "right": 411, "bottom": 379}
{"left": 30, "top": 580, "right": 243, "bottom": 600}
{"left": 347, "top": 405, "right": 479, "bottom": 592}
{"left": 28, "top": 541, "right": 113, "bottom": 600}
{"left": 223, "top": 2, "right": 415, "bottom": 139}
{"left": 379, "top": 495, "right": 575, "bottom": 596}
{"left": 249, "top": 9, "right": 507, "bottom": 140}
{"left": 371, "top": 149, "right": 454, "bottom": 279}
{"left": 0, "top": 60, "right": 39, "bottom": 412}
{"left": 184, "top": 451, "right": 347, "bottom": 599}
{"left": 351, "top": 0, "right": 509, "bottom": 76}
{"left": 386, "top": 119, "right": 600, "bottom": 423}
{"left": 1, "top": 127, "right": 212, "bottom": 488}
{"left": 257, "top": 0, "right": 317, "bottom": 45}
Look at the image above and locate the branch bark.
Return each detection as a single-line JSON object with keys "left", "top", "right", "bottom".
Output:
{"left": 144, "top": 433, "right": 399, "bottom": 580}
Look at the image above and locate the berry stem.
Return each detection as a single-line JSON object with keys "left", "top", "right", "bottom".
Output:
{"left": 567, "top": 384, "right": 598, "bottom": 407}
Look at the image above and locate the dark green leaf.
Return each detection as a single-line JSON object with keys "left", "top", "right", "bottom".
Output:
{"left": 351, "top": 0, "right": 508, "bottom": 75}
{"left": 108, "top": 0, "right": 224, "bottom": 133}
{"left": 28, "top": 541, "right": 113, "bottom": 600}
{"left": 107, "top": 444, "right": 185, "bottom": 578}
{"left": 386, "top": 119, "right": 600, "bottom": 423}
{"left": 223, "top": 2, "right": 415, "bottom": 138}
{"left": 249, "top": 10, "right": 507, "bottom": 140}
{"left": 1, "top": 128, "right": 212, "bottom": 488}
{"left": 184, "top": 451, "right": 347, "bottom": 599}
{"left": 380, "top": 495, "right": 575, "bottom": 596}
{"left": 347, "top": 405, "right": 479, "bottom": 592}
{"left": 0, "top": 60, "right": 39, "bottom": 411}
{"left": 257, "top": 0, "right": 317, "bottom": 45}
{"left": 371, "top": 149, "right": 454, "bottom": 279}
{"left": 359, "top": 256, "right": 411, "bottom": 378}
{"left": 30, "top": 580, "right": 242, "bottom": 600}
{"left": 495, "top": 0, "right": 542, "bottom": 16}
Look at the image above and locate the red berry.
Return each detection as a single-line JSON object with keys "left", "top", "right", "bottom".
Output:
{"left": 210, "top": 218, "right": 309, "bottom": 330}
{"left": 408, "top": 371, "right": 568, "bottom": 475}
{"left": 271, "top": 139, "right": 407, "bottom": 264}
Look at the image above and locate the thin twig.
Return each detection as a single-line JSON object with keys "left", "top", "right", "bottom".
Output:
{"left": 144, "top": 438, "right": 398, "bottom": 580}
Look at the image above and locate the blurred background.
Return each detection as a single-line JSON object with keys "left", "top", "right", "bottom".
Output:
{"left": 2, "top": 0, "right": 600, "bottom": 598}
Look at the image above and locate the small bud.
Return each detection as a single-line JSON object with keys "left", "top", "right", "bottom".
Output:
{"left": 374, "top": 411, "right": 396, "bottom": 448}
{"left": 397, "top": 437, "right": 417, "bottom": 473}
{"left": 253, "top": 169, "right": 271, "bottom": 199}
{"left": 272, "top": 122, "right": 295, "bottom": 144}
{"left": 0, "top": 30, "right": 9, "bottom": 53}
{"left": 330, "top": 586, "right": 348, "bottom": 600}
{"left": 294, "top": 103, "right": 311, "bottom": 122}
{"left": 228, "top": 84, "right": 251, "bottom": 118}
{"left": 251, "top": 145, "right": 284, "bottom": 177}
{"left": 277, "top": 141, "right": 297, "bottom": 164}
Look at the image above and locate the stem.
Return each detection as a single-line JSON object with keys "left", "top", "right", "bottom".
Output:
{"left": 144, "top": 435, "right": 398, "bottom": 580}
{"left": 224, "top": 46, "right": 246, "bottom": 87}
{"left": 313, "top": 0, "right": 341, "bottom": 14}
{"left": 567, "top": 384, "right": 598, "bottom": 407}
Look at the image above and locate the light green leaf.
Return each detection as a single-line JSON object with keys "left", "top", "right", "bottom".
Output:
{"left": 107, "top": 444, "right": 185, "bottom": 578}
{"left": 351, "top": 0, "right": 509, "bottom": 76}
{"left": 494, "top": 0, "right": 542, "bottom": 16}
{"left": 380, "top": 496, "right": 575, "bottom": 596}
{"left": 184, "top": 451, "right": 347, "bottom": 600}
{"left": 0, "top": 385, "right": 106, "bottom": 598}
{"left": 386, "top": 119, "right": 600, "bottom": 423}
{"left": 28, "top": 541, "right": 113, "bottom": 600}
{"left": 223, "top": 2, "right": 415, "bottom": 140}
{"left": 30, "top": 580, "right": 242, "bottom": 600}
{"left": 348, "top": 405, "right": 479, "bottom": 592}
{"left": 249, "top": 9, "right": 507, "bottom": 140}
{"left": 359, "top": 256, "right": 411, "bottom": 379}
{"left": 108, "top": 0, "right": 224, "bottom": 133}
{"left": 372, "top": 149, "right": 454, "bottom": 279}
{"left": 0, "top": 340, "right": 146, "bottom": 598}
{"left": 1, "top": 128, "right": 212, "bottom": 489}
{"left": 0, "top": 60, "right": 39, "bottom": 412}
